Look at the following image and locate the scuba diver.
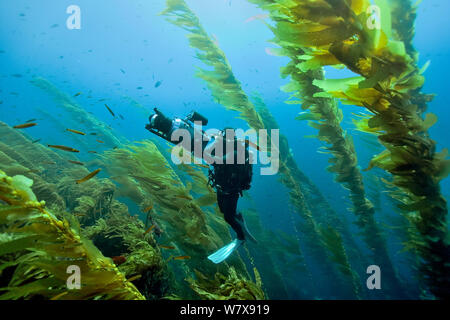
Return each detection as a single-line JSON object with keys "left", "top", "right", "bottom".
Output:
{"left": 145, "top": 108, "right": 256, "bottom": 264}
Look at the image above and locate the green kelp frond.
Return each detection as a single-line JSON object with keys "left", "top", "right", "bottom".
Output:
{"left": 251, "top": 0, "right": 414, "bottom": 296}
{"left": 31, "top": 77, "right": 126, "bottom": 148}
{"left": 187, "top": 267, "right": 265, "bottom": 300}
{"left": 101, "top": 140, "right": 249, "bottom": 277}
{"left": 319, "top": 225, "right": 362, "bottom": 299}
{"left": 252, "top": 0, "right": 449, "bottom": 298}
{"left": 0, "top": 170, "right": 145, "bottom": 300}
{"left": 83, "top": 204, "right": 173, "bottom": 300}
{"left": 161, "top": 0, "right": 265, "bottom": 131}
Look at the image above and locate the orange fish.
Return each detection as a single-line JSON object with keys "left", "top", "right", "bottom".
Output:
{"left": 112, "top": 256, "right": 126, "bottom": 266}
{"left": 13, "top": 123, "right": 37, "bottom": 129}
{"left": 144, "top": 204, "right": 153, "bottom": 213}
{"left": 68, "top": 160, "right": 84, "bottom": 166}
{"left": 76, "top": 168, "right": 101, "bottom": 184}
{"left": 66, "top": 128, "right": 86, "bottom": 135}
{"left": 48, "top": 145, "right": 80, "bottom": 153}
{"left": 96, "top": 139, "right": 104, "bottom": 143}
{"left": 173, "top": 255, "right": 191, "bottom": 261}
{"left": 244, "top": 14, "right": 269, "bottom": 23}
{"left": 144, "top": 225, "right": 155, "bottom": 235}
{"left": 159, "top": 245, "right": 176, "bottom": 250}
{"left": 175, "top": 194, "right": 193, "bottom": 201}
{"left": 74, "top": 213, "right": 86, "bottom": 217}
{"left": 50, "top": 291, "right": 68, "bottom": 300}
{"left": 244, "top": 139, "right": 262, "bottom": 152}
{"left": 127, "top": 274, "right": 142, "bottom": 282}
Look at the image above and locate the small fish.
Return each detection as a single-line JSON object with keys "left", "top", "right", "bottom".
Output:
{"left": 159, "top": 245, "right": 176, "bottom": 250}
{"left": 154, "top": 81, "right": 162, "bottom": 88}
{"left": 105, "top": 104, "right": 115, "bottom": 117}
{"left": 244, "top": 14, "right": 269, "bottom": 23}
{"left": 66, "top": 128, "right": 86, "bottom": 135}
{"left": 76, "top": 168, "right": 101, "bottom": 184}
{"left": 68, "top": 160, "right": 84, "bottom": 166}
{"left": 50, "top": 24, "right": 59, "bottom": 28}
{"left": 32, "top": 139, "right": 42, "bottom": 144}
{"left": 11, "top": 74, "right": 22, "bottom": 78}
{"left": 48, "top": 145, "right": 80, "bottom": 153}
{"left": 173, "top": 255, "right": 190, "bottom": 261}
{"left": 73, "top": 92, "right": 82, "bottom": 97}
{"left": 90, "top": 133, "right": 97, "bottom": 135}
{"left": 25, "top": 118, "right": 37, "bottom": 123}
{"left": 42, "top": 161, "right": 56, "bottom": 165}
{"left": 136, "top": 86, "right": 143, "bottom": 90}
{"left": 13, "top": 123, "right": 37, "bottom": 129}
{"left": 127, "top": 274, "right": 142, "bottom": 282}
{"left": 175, "top": 194, "right": 193, "bottom": 201}
{"left": 74, "top": 213, "right": 86, "bottom": 217}
{"left": 50, "top": 291, "right": 68, "bottom": 300}
{"left": 144, "top": 225, "right": 156, "bottom": 235}
{"left": 96, "top": 139, "right": 105, "bottom": 144}
{"left": 88, "top": 151, "right": 98, "bottom": 154}
{"left": 244, "top": 139, "right": 262, "bottom": 152}
{"left": 144, "top": 204, "right": 153, "bottom": 213}
{"left": 112, "top": 256, "right": 127, "bottom": 266}
{"left": 120, "top": 69, "right": 126, "bottom": 74}
{"left": 197, "top": 164, "right": 210, "bottom": 169}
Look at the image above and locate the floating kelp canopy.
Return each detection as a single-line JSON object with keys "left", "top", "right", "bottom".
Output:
{"left": 249, "top": 0, "right": 449, "bottom": 299}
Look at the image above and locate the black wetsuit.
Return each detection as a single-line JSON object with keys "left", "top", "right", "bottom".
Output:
{"left": 209, "top": 137, "right": 252, "bottom": 241}
{"left": 217, "top": 192, "right": 244, "bottom": 240}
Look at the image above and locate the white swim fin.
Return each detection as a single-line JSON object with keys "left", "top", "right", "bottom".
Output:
{"left": 207, "top": 239, "right": 244, "bottom": 264}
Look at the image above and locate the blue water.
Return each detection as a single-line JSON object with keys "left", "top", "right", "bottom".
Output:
{"left": 0, "top": 0, "right": 449, "bottom": 299}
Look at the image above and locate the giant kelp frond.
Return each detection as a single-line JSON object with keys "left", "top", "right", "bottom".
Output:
{"left": 161, "top": 0, "right": 265, "bottom": 131}
{"left": 101, "top": 140, "right": 249, "bottom": 277}
{"left": 319, "top": 225, "right": 362, "bottom": 299}
{"left": 251, "top": 0, "right": 412, "bottom": 296}
{"left": 161, "top": 1, "right": 344, "bottom": 284}
{"left": 251, "top": 0, "right": 449, "bottom": 298}
{"left": 0, "top": 170, "right": 145, "bottom": 300}
{"left": 31, "top": 77, "right": 125, "bottom": 148}
{"left": 187, "top": 267, "right": 265, "bottom": 300}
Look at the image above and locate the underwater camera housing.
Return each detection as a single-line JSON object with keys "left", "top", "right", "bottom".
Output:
{"left": 146, "top": 108, "right": 208, "bottom": 142}
{"left": 185, "top": 110, "right": 208, "bottom": 126}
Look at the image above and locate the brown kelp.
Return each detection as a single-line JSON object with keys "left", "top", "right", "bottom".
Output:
{"left": 100, "top": 141, "right": 249, "bottom": 278}
{"left": 82, "top": 204, "right": 174, "bottom": 299}
{"left": 250, "top": 0, "right": 449, "bottom": 298}
{"left": 160, "top": 1, "right": 347, "bottom": 291}
{"left": 187, "top": 267, "right": 265, "bottom": 300}
{"left": 0, "top": 170, "right": 145, "bottom": 300}
{"left": 31, "top": 77, "right": 125, "bottom": 148}
{"left": 249, "top": 0, "right": 409, "bottom": 296}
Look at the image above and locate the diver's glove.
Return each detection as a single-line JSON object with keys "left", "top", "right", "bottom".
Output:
{"left": 207, "top": 239, "right": 244, "bottom": 264}
{"left": 146, "top": 108, "right": 173, "bottom": 138}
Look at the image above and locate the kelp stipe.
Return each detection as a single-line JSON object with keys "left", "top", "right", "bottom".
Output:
{"left": 250, "top": 0, "right": 449, "bottom": 298}
{"left": 161, "top": 1, "right": 352, "bottom": 296}
{"left": 0, "top": 170, "right": 144, "bottom": 300}
{"left": 249, "top": 0, "right": 415, "bottom": 297}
